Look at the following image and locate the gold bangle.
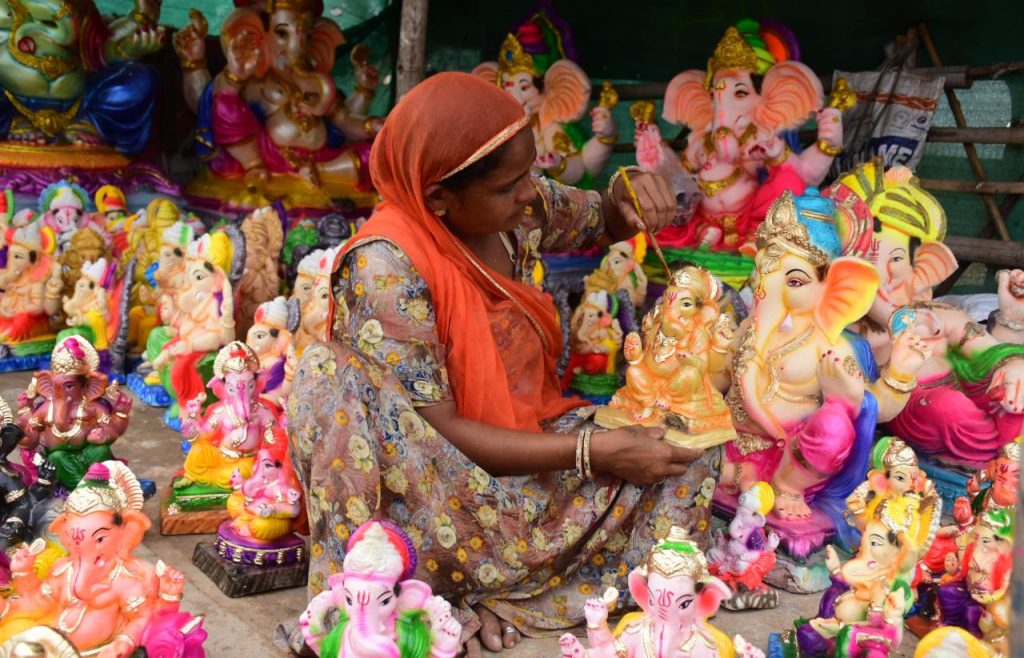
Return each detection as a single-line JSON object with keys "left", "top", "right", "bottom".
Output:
{"left": 575, "top": 428, "right": 585, "bottom": 476}
{"left": 180, "top": 58, "right": 206, "bottom": 73}
{"left": 583, "top": 427, "right": 594, "bottom": 479}
{"left": 596, "top": 133, "right": 617, "bottom": 145}
{"left": 131, "top": 9, "right": 154, "bottom": 27}
{"left": 880, "top": 368, "right": 917, "bottom": 393}
{"left": 607, "top": 165, "right": 642, "bottom": 201}
{"left": 223, "top": 70, "right": 244, "bottom": 85}
{"left": 363, "top": 117, "right": 377, "bottom": 136}
{"left": 817, "top": 139, "right": 843, "bottom": 157}
{"left": 160, "top": 591, "right": 184, "bottom": 602}
{"left": 764, "top": 144, "right": 791, "bottom": 167}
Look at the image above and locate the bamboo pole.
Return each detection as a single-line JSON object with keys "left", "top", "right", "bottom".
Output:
{"left": 919, "top": 23, "right": 1012, "bottom": 242}
{"left": 943, "top": 235, "right": 1024, "bottom": 267}
{"left": 395, "top": 0, "right": 430, "bottom": 98}
{"left": 919, "top": 179, "right": 1024, "bottom": 195}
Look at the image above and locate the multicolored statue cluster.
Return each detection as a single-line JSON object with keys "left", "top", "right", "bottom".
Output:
{"left": 300, "top": 520, "right": 462, "bottom": 658}
{"left": 473, "top": 5, "right": 617, "bottom": 186}
{"left": 0, "top": 461, "right": 207, "bottom": 657}
{"left": 173, "top": 0, "right": 383, "bottom": 210}
{"left": 559, "top": 527, "right": 762, "bottom": 658}
{"left": 643, "top": 19, "right": 850, "bottom": 252}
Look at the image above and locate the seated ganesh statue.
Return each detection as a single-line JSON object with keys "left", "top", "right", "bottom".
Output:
{"left": 0, "top": 0, "right": 175, "bottom": 194}
{"left": 163, "top": 341, "right": 281, "bottom": 535}
{"left": 173, "top": 0, "right": 384, "bottom": 212}
{"left": 16, "top": 336, "right": 132, "bottom": 490}
{"left": 0, "top": 461, "right": 208, "bottom": 657}
{"left": 559, "top": 526, "right": 762, "bottom": 658}
{"left": 299, "top": 520, "right": 462, "bottom": 658}
{"left": 644, "top": 19, "right": 851, "bottom": 253}
{"left": 472, "top": 4, "right": 617, "bottom": 187}
{"left": 708, "top": 481, "right": 780, "bottom": 611}
{"left": 596, "top": 265, "right": 736, "bottom": 448}
{"left": 0, "top": 221, "right": 62, "bottom": 370}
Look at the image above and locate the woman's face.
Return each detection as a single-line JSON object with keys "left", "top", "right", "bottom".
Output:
{"left": 439, "top": 129, "right": 538, "bottom": 238}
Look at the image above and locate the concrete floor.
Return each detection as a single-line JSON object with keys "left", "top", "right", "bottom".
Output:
{"left": 0, "top": 369, "right": 918, "bottom": 657}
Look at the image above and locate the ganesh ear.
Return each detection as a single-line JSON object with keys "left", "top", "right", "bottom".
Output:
{"left": 815, "top": 257, "right": 880, "bottom": 345}
{"left": 471, "top": 62, "right": 500, "bottom": 86}
{"left": 540, "top": 60, "right": 591, "bottom": 126}
{"left": 663, "top": 70, "right": 712, "bottom": 130}
{"left": 911, "top": 242, "right": 957, "bottom": 295}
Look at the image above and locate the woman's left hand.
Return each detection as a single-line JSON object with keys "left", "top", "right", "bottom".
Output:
{"left": 610, "top": 171, "right": 676, "bottom": 235}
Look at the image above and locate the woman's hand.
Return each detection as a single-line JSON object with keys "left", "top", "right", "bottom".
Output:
{"left": 590, "top": 425, "right": 702, "bottom": 485}
{"left": 606, "top": 172, "right": 676, "bottom": 241}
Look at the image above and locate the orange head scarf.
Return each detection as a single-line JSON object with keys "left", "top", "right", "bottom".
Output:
{"left": 333, "top": 72, "right": 583, "bottom": 432}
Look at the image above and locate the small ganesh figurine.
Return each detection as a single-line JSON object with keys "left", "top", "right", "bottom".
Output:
{"left": 246, "top": 296, "right": 300, "bottom": 410}
{"left": 845, "top": 436, "right": 933, "bottom": 532}
{"left": 935, "top": 508, "right": 1014, "bottom": 652}
{"left": 708, "top": 481, "right": 780, "bottom": 610}
{"left": 225, "top": 426, "right": 301, "bottom": 542}
{"left": 58, "top": 228, "right": 111, "bottom": 300}
{"left": 472, "top": 7, "right": 617, "bottom": 186}
{"left": 300, "top": 520, "right": 462, "bottom": 658}
{"left": 561, "top": 290, "right": 624, "bottom": 398}
{"left": 295, "top": 247, "right": 338, "bottom": 356}
{"left": 828, "top": 160, "right": 1024, "bottom": 465}
{"left": 237, "top": 206, "right": 285, "bottom": 339}
{"left": 559, "top": 526, "right": 759, "bottom": 658}
{"left": 0, "top": 396, "right": 59, "bottom": 560}
{"left": 647, "top": 19, "right": 846, "bottom": 252}
{"left": 718, "top": 188, "right": 930, "bottom": 535}
{"left": 59, "top": 259, "right": 118, "bottom": 353}
{"left": 966, "top": 438, "right": 1019, "bottom": 516}
{"left": 16, "top": 337, "right": 132, "bottom": 490}
{"left": 597, "top": 266, "right": 735, "bottom": 448}
{"left": 582, "top": 240, "right": 649, "bottom": 309}
{"left": 795, "top": 494, "right": 941, "bottom": 657}
{"left": 178, "top": 341, "right": 281, "bottom": 492}
{"left": 0, "top": 221, "right": 62, "bottom": 350}
{"left": 173, "top": 1, "right": 382, "bottom": 209}
{"left": 0, "top": 461, "right": 207, "bottom": 656}
{"left": 38, "top": 182, "right": 97, "bottom": 256}
{"left": 133, "top": 220, "right": 195, "bottom": 370}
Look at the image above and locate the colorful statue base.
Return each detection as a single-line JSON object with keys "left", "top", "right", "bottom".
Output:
{"left": 126, "top": 372, "right": 172, "bottom": 407}
{"left": 595, "top": 405, "right": 737, "bottom": 449}
{"left": 713, "top": 491, "right": 835, "bottom": 562}
{"left": 160, "top": 486, "right": 231, "bottom": 536}
{"left": 0, "top": 352, "right": 50, "bottom": 374}
{"left": 193, "top": 538, "right": 308, "bottom": 598}
{"left": 184, "top": 170, "right": 378, "bottom": 215}
{"left": 0, "top": 146, "right": 180, "bottom": 197}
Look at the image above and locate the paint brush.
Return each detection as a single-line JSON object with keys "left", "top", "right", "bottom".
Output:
{"left": 618, "top": 167, "right": 672, "bottom": 281}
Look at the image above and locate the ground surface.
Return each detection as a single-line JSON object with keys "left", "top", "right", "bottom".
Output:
{"left": 0, "top": 369, "right": 917, "bottom": 657}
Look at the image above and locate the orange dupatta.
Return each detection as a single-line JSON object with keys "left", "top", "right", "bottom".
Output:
{"left": 330, "top": 73, "right": 583, "bottom": 432}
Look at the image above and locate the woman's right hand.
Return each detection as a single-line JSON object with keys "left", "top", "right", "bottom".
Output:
{"left": 590, "top": 425, "right": 703, "bottom": 485}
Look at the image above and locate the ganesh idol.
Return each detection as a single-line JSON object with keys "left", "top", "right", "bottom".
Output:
{"left": 717, "top": 189, "right": 931, "bottom": 548}
{"left": 173, "top": 0, "right": 383, "bottom": 210}
{"left": 647, "top": 19, "right": 848, "bottom": 252}
{"left": 0, "top": 0, "right": 163, "bottom": 157}
{"left": 294, "top": 246, "right": 338, "bottom": 355}
{"left": 246, "top": 296, "right": 299, "bottom": 410}
{"left": 0, "top": 461, "right": 207, "bottom": 656}
{"left": 0, "top": 221, "right": 62, "bottom": 360}
{"left": 827, "top": 161, "right": 1024, "bottom": 465}
{"left": 473, "top": 13, "right": 617, "bottom": 187}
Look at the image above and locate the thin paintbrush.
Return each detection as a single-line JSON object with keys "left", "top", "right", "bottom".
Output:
{"left": 618, "top": 167, "right": 672, "bottom": 281}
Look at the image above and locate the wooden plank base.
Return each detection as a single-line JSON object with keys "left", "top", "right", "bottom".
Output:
{"left": 594, "top": 406, "right": 736, "bottom": 449}
{"left": 193, "top": 542, "right": 309, "bottom": 597}
{"left": 160, "top": 490, "right": 230, "bottom": 536}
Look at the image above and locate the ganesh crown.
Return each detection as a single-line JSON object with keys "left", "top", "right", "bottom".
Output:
{"left": 212, "top": 341, "right": 260, "bottom": 379}
{"left": 670, "top": 266, "right": 720, "bottom": 303}
{"left": 705, "top": 27, "right": 761, "bottom": 89}
{"left": 234, "top": 0, "right": 324, "bottom": 16}
{"left": 999, "top": 438, "right": 1020, "bottom": 463}
{"left": 50, "top": 336, "right": 101, "bottom": 376}
{"left": 80, "top": 258, "right": 110, "bottom": 285}
{"left": 65, "top": 461, "right": 145, "bottom": 516}
{"left": 978, "top": 508, "right": 1015, "bottom": 540}
{"left": 645, "top": 526, "right": 710, "bottom": 580}
{"left": 755, "top": 189, "right": 841, "bottom": 269}
{"left": 94, "top": 185, "right": 126, "bottom": 214}
{"left": 876, "top": 436, "right": 918, "bottom": 470}
{"left": 498, "top": 33, "right": 536, "bottom": 80}
{"left": 162, "top": 221, "right": 194, "bottom": 249}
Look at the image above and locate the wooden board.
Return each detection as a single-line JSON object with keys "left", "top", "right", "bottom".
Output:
{"left": 193, "top": 542, "right": 308, "bottom": 598}
{"left": 159, "top": 490, "right": 230, "bottom": 536}
{"left": 594, "top": 406, "right": 737, "bottom": 449}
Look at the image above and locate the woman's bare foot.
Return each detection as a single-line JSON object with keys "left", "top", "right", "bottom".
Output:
{"left": 474, "top": 606, "right": 521, "bottom": 652}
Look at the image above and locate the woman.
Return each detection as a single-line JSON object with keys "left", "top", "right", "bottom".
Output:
{"left": 288, "top": 72, "right": 719, "bottom": 656}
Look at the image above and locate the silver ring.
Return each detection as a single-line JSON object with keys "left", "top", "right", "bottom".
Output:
{"left": 502, "top": 625, "right": 517, "bottom": 636}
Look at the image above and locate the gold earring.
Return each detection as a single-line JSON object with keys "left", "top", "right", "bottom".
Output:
{"left": 434, "top": 209, "right": 447, "bottom": 217}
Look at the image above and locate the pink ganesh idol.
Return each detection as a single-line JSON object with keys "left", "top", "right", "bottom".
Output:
{"left": 827, "top": 161, "right": 1024, "bottom": 465}
{"left": 0, "top": 222, "right": 62, "bottom": 351}
{"left": 299, "top": 520, "right": 462, "bottom": 658}
{"left": 559, "top": 527, "right": 762, "bottom": 658}
{"left": 643, "top": 19, "right": 848, "bottom": 252}
{"left": 708, "top": 482, "right": 780, "bottom": 610}
{"left": 0, "top": 461, "right": 207, "bottom": 657}
{"left": 246, "top": 296, "right": 300, "bottom": 410}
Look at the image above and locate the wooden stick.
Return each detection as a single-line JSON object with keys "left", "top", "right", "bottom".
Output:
{"left": 919, "top": 179, "right": 1024, "bottom": 195}
{"left": 943, "top": 235, "right": 1024, "bottom": 267}
{"left": 395, "top": 0, "right": 430, "bottom": 98}
{"left": 618, "top": 167, "right": 672, "bottom": 280}
{"left": 919, "top": 23, "right": 1012, "bottom": 242}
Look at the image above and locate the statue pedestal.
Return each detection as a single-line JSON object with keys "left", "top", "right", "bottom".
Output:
{"left": 192, "top": 524, "right": 308, "bottom": 597}
{"left": 595, "top": 406, "right": 736, "bottom": 449}
{"left": 185, "top": 169, "right": 377, "bottom": 215}
{"left": 127, "top": 372, "right": 172, "bottom": 407}
{"left": 763, "top": 547, "right": 835, "bottom": 594}
{"left": 0, "top": 144, "right": 180, "bottom": 197}
{"left": 904, "top": 615, "right": 940, "bottom": 639}
{"left": 0, "top": 337, "right": 53, "bottom": 373}
{"left": 159, "top": 484, "right": 231, "bottom": 535}
{"left": 714, "top": 491, "right": 835, "bottom": 561}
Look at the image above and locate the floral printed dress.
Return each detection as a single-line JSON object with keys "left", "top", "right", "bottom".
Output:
{"left": 287, "top": 177, "right": 720, "bottom": 638}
